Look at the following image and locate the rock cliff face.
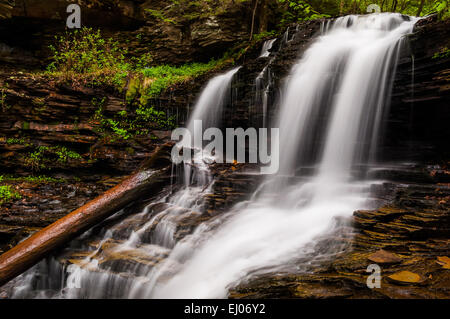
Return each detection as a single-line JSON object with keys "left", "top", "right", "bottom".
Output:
{"left": 386, "top": 16, "right": 450, "bottom": 162}
{"left": 226, "top": 16, "right": 450, "bottom": 164}
{"left": 0, "top": 0, "right": 277, "bottom": 66}
{"left": 225, "top": 16, "right": 450, "bottom": 298}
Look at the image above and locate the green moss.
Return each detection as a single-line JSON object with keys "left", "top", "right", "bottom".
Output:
{"left": 6, "top": 137, "right": 25, "bottom": 145}
{"left": 135, "top": 105, "right": 175, "bottom": 129}
{"left": 125, "top": 77, "right": 142, "bottom": 104}
{"left": 92, "top": 97, "right": 174, "bottom": 141}
{"left": 252, "top": 31, "right": 277, "bottom": 42}
{"left": 0, "top": 175, "right": 64, "bottom": 183}
{"left": 54, "top": 146, "right": 82, "bottom": 162}
{"left": 140, "top": 59, "right": 228, "bottom": 99}
{"left": 0, "top": 185, "right": 21, "bottom": 205}
{"left": 145, "top": 9, "right": 177, "bottom": 24}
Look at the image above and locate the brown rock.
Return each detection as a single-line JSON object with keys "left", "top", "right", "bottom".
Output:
{"left": 436, "top": 256, "right": 450, "bottom": 269}
{"left": 368, "top": 249, "right": 402, "bottom": 264}
{"left": 387, "top": 271, "right": 426, "bottom": 285}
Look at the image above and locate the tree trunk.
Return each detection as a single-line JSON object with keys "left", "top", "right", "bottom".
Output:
{"left": 401, "top": 0, "right": 408, "bottom": 11}
{"left": 249, "top": 0, "right": 259, "bottom": 40}
{"left": 340, "top": 0, "right": 345, "bottom": 15}
{"left": 258, "top": 0, "right": 268, "bottom": 34}
{"left": 0, "top": 142, "right": 173, "bottom": 287}
{"left": 416, "top": 0, "right": 425, "bottom": 16}
{"left": 352, "top": 0, "right": 358, "bottom": 14}
{"left": 392, "top": 0, "right": 398, "bottom": 12}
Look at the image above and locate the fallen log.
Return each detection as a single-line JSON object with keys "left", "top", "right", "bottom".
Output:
{"left": 0, "top": 142, "right": 174, "bottom": 287}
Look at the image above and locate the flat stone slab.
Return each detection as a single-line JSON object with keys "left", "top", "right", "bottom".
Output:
{"left": 368, "top": 249, "right": 402, "bottom": 264}
{"left": 387, "top": 271, "right": 426, "bottom": 285}
{"left": 436, "top": 256, "right": 450, "bottom": 269}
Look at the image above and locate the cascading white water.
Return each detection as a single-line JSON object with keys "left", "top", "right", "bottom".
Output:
{"left": 4, "top": 13, "right": 419, "bottom": 300}
{"left": 139, "top": 13, "right": 419, "bottom": 298}
{"left": 4, "top": 67, "right": 241, "bottom": 299}
{"left": 254, "top": 66, "right": 274, "bottom": 128}
{"left": 183, "top": 67, "right": 241, "bottom": 186}
{"left": 187, "top": 67, "right": 241, "bottom": 134}
{"left": 259, "top": 38, "right": 277, "bottom": 58}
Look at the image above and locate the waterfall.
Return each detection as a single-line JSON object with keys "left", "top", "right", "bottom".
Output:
{"left": 254, "top": 65, "right": 275, "bottom": 128}
{"left": 4, "top": 13, "right": 419, "bottom": 299}
{"left": 145, "top": 13, "right": 418, "bottom": 298}
{"left": 182, "top": 67, "right": 241, "bottom": 186}
{"left": 186, "top": 67, "right": 241, "bottom": 134}
{"left": 4, "top": 67, "right": 241, "bottom": 299}
{"left": 259, "top": 38, "right": 277, "bottom": 58}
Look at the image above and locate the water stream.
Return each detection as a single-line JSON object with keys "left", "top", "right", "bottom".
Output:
{"left": 4, "top": 13, "right": 418, "bottom": 299}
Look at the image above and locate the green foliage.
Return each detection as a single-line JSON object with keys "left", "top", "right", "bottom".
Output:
{"left": 135, "top": 105, "right": 176, "bottom": 129}
{"left": 319, "top": 0, "right": 449, "bottom": 18}
{"left": 131, "top": 52, "right": 154, "bottom": 69}
{"left": 0, "top": 175, "right": 64, "bottom": 184}
{"left": 140, "top": 59, "right": 225, "bottom": 98}
{"left": 431, "top": 0, "right": 449, "bottom": 19}
{"left": 276, "top": 1, "right": 449, "bottom": 20}
{"left": 54, "top": 146, "right": 82, "bottom": 162}
{"left": 6, "top": 137, "right": 25, "bottom": 145}
{"left": 25, "top": 145, "right": 82, "bottom": 171}
{"left": 46, "top": 27, "right": 130, "bottom": 87}
{"left": 93, "top": 96, "right": 175, "bottom": 141}
{"left": 277, "top": 0, "right": 330, "bottom": 25}
{"left": 0, "top": 185, "right": 21, "bottom": 205}
{"left": 433, "top": 46, "right": 450, "bottom": 59}
{"left": 145, "top": 9, "right": 177, "bottom": 24}
{"left": 252, "top": 30, "right": 277, "bottom": 42}
{"left": 48, "top": 27, "right": 126, "bottom": 73}
{"left": 106, "top": 119, "right": 132, "bottom": 140}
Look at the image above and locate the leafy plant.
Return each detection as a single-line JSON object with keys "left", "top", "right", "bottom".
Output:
{"left": 6, "top": 137, "right": 25, "bottom": 145}
{"left": 433, "top": 46, "right": 450, "bottom": 59}
{"left": 46, "top": 27, "right": 130, "bottom": 87}
{"left": 252, "top": 30, "right": 277, "bottom": 42}
{"left": 140, "top": 59, "right": 226, "bottom": 99}
{"left": 0, "top": 185, "right": 21, "bottom": 205}
{"left": 25, "top": 145, "right": 82, "bottom": 171}
{"left": 145, "top": 9, "right": 177, "bottom": 24}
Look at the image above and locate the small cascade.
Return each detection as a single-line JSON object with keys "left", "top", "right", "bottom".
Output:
{"left": 182, "top": 67, "right": 241, "bottom": 186}
{"left": 259, "top": 38, "right": 277, "bottom": 58}
{"left": 254, "top": 66, "right": 273, "bottom": 128}
{"left": 282, "top": 26, "right": 290, "bottom": 44}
